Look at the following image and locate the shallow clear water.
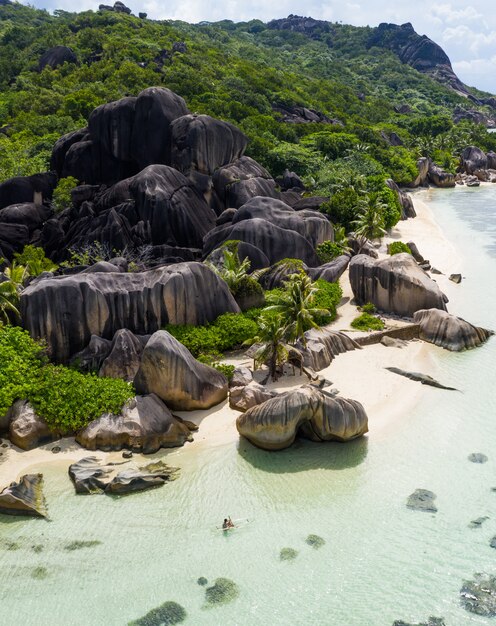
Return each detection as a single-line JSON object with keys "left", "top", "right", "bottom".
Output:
{"left": 1, "top": 186, "right": 496, "bottom": 626}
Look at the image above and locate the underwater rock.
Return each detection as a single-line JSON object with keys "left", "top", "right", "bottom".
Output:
{"left": 130, "top": 600, "right": 187, "bottom": 625}
{"left": 64, "top": 540, "right": 102, "bottom": 551}
{"left": 31, "top": 566, "right": 49, "bottom": 580}
{"left": 197, "top": 577, "right": 208, "bottom": 586}
{"left": 280, "top": 547, "right": 298, "bottom": 561}
{"left": 305, "top": 534, "right": 326, "bottom": 549}
{"left": 489, "top": 537, "right": 496, "bottom": 549}
{"left": 469, "top": 516, "right": 489, "bottom": 529}
{"left": 460, "top": 573, "right": 496, "bottom": 616}
{"left": 468, "top": 453, "right": 488, "bottom": 464}
{"left": 0, "top": 474, "right": 48, "bottom": 518}
{"left": 204, "top": 577, "right": 240, "bottom": 607}
{"left": 406, "top": 489, "right": 437, "bottom": 513}
{"left": 385, "top": 367, "right": 457, "bottom": 390}
{"left": 393, "top": 618, "right": 446, "bottom": 626}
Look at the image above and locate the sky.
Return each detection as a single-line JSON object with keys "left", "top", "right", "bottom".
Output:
{"left": 23, "top": 0, "right": 496, "bottom": 94}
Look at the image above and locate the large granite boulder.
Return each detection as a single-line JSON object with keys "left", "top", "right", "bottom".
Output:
{"left": 170, "top": 114, "right": 248, "bottom": 175}
{"left": 229, "top": 382, "right": 278, "bottom": 412}
{"left": 0, "top": 172, "right": 57, "bottom": 210}
{"left": 296, "top": 328, "right": 360, "bottom": 371}
{"left": 95, "top": 164, "right": 217, "bottom": 248}
{"left": 349, "top": 253, "right": 448, "bottom": 317}
{"left": 0, "top": 222, "right": 30, "bottom": 259}
{"left": 76, "top": 394, "right": 192, "bottom": 453}
{"left": 134, "top": 331, "right": 228, "bottom": 410}
{"left": 406, "top": 157, "right": 430, "bottom": 188}
{"left": 99, "top": 329, "right": 146, "bottom": 381}
{"left": 212, "top": 156, "right": 279, "bottom": 209}
{"left": 413, "top": 308, "right": 493, "bottom": 351}
{"left": 87, "top": 96, "right": 137, "bottom": 163}
{"left": 203, "top": 218, "right": 320, "bottom": 267}
{"left": 21, "top": 262, "right": 240, "bottom": 362}
{"left": 39, "top": 45, "right": 77, "bottom": 71}
{"left": 385, "top": 179, "right": 416, "bottom": 218}
{"left": 0, "top": 202, "right": 52, "bottom": 231}
{"left": 70, "top": 335, "right": 112, "bottom": 372}
{"left": 308, "top": 255, "right": 350, "bottom": 283}
{"left": 231, "top": 196, "right": 333, "bottom": 247}
{"left": 428, "top": 162, "right": 455, "bottom": 188}
{"left": 0, "top": 474, "right": 48, "bottom": 518}
{"left": 460, "top": 146, "right": 488, "bottom": 175}
{"left": 9, "top": 400, "right": 58, "bottom": 450}
{"left": 237, "top": 385, "right": 368, "bottom": 450}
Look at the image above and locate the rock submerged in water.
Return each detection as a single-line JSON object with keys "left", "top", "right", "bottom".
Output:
{"left": 468, "top": 453, "right": 488, "bottom": 464}
{"left": 406, "top": 489, "right": 437, "bottom": 513}
{"left": 393, "top": 618, "right": 446, "bottom": 626}
{"left": 385, "top": 367, "right": 457, "bottom": 391}
{"left": 0, "top": 474, "right": 48, "bottom": 518}
{"left": 305, "top": 534, "right": 326, "bottom": 549}
{"left": 236, "top": 384, "right": 368, "bottom": 451}
{"left": 413, "top": 308, "right": 493, "bottom": 352}
{"left": 349, "top": 253, "right": 448, "bottom": 318}
{"left": 204, "top": 577, "right": 240, "bottom": 607}
{"left": 134, "top": 331, "right": 228, "bottom": 411}
{"left": 469, "top": 516, "right": 489, "bottom": 529}
{"left": 64, "top": 540, "right": 102, "bottom": 551}
{"left": 129, "top": 600, "right": 187, "bottom": 625}
{"left": 280, "top": 547, "right": 298, "bottom": 561}
{"left": 460, "top": 573, "right": 496, "bottom": 616}
{"left": 197, "top": 577, "right": 208, "bottom": 586}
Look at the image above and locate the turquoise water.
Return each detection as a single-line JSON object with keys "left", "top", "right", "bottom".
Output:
{"left": 1, "top": 186, "right": 496, "bottom": 626}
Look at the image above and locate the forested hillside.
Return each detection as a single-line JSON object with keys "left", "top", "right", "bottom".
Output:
{"left": 1, "top": 1, "right": 495, "bottom": 190}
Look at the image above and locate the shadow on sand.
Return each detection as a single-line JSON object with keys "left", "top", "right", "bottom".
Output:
{"left": 237, "top": 434, "right": 368, "bottom": 474}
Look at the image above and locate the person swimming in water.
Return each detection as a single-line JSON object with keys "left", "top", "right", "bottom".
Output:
{"left": 222, "top": 517, "right": 234, "bottom": 530}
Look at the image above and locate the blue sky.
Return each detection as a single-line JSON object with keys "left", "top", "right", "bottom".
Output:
{"left": 24, "top": 0, "right": 496, "bottom": 94}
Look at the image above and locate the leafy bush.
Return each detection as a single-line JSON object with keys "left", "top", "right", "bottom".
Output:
{"left": 313, "top": 279, "right": 343, "bottom": 323}
{"left": 52, "top": 176, "right": 78, "bottom": 212}
{"left": 360, "top": 302, "right": 376, "bottom": 314}
{"left": 350, "top": 313, "right": 385, "bottom": 331}
{"left": 322, "top": 187, "right": 367, "bottom": 229}
{"left": 387, "top": 241, "right": 412, "bottom": 255}
{"left": 14, "top": 245, "right": 58, "bottom": 276}
{"left": 316, "top": 241, "right": 344, "bottom": 263}
{"left": 0, "top": 325, "right": 133, "bottom": 431}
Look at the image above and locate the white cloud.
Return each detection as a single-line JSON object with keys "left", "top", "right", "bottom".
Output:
{"left": 431, "top": 3, "right": 482, "bottom": 23}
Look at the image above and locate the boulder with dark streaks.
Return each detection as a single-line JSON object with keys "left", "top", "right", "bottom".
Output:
{"left": 229, "top": 382, "right": 278, "bottom": 412}
{"left": 428, "top": 162, "right": 455, "bottom": 188}
{"left": 349, "top": 253, "right": 448, "bottom": 317}
{"left": 9, "top": 400, "right": 59, "bottom": 451}
{"left": 237, "top": 385, "right": 368, "bottom": 451}
{"left": 76, "top": 395, "right": 192, "bottom": 453}
{"left": 0, "top": 172, "right": 57, "bottom": 210}
{"left": 88, "top": 96, "right": 137, "bottom": 162}
{"left": 38, "top": 45, "right": 77, "bottom": 71}
{"left": 0, "top": 474, "right": 48, "bottom": 518}
{"left": 21, "top": 262, "right": 240, "bottom": 362}
{"left": 460, "top": 146, "right": 488, "bottom": 175}
{"left": 134, "top": 331, "right": 228, "bottom": 410}
{"left": 99, "top": 329, "right": 145, "bottom": 381}
{"left": 170, "top": 114, "right": 247, "bottom": 175}
{"left": 212, "top": 156, "right": 279, "bottom": 209}
{"left": 296, "top": 328, "right": 360, "bottom": 371}
{"left": 307, "top": 255, "right": 350, "bottom": 283}
{"left": 413, "top": 308, "right": 493, "bottom": 351}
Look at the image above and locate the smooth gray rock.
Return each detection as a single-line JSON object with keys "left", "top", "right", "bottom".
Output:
{"left": 212, "top": 156, "right": 279, "bottom": 209}
{"left": 70, "top": 335, "right": 112, "bottom": 372}
{"left": 413, "top": 308, "right": 493, "bottom": 351}
{"left": 296, "top": 328, "right": 360, "bottom": 371}
{"left": 449, "top": 273, "right": 462, "bottom": 283}
{"left": 428, "top": 162, "right": 455, "bottom": 188}
{"left": 134, "top": 331, "right": 228, "bottom": 411}
{"left": 0, "top": 474, "right": 48, "bottom": 518}
{"left": 76, "top": 395, "right": 192, "bottom": 453}
{"left": 9, "top": 400, "right": 58, "bottom": 451}
{"left": 229, "top": 382, "right": 278, "bottom": 412}
{"left": 39, "top": 45, "right": 77, "bottom": 71}
{"left": 406, "top": 489, "right": 437, "bottom": 513}
{"left": 349, "top": 253, "right": 448, "bottom": 317}
{"left": 308, "top": 255, "right": 350, "bottom": 283}
{"left": 237, "top": 385, "right": 368, "bottom": 450}
{"left": 229, "top": 367, "right": 253, "bottom": 389}
{"left": 82, "top": 261, "right": 123, "bottom": 273}
{"left": 21, "top": 262, "right": 239, "bottom": 362}
{"left": 385, "top": 367, "right": 457, "bottom": 390}
{"left": 460, "top": 146, "right": 488, "bottom": 174}
{"left": 99, "top": 329, "right": 144, "bottom": 381}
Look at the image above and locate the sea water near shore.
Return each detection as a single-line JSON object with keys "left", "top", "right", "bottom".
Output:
{"left": 0, "top": 186, "right": 496, "bottom": 626}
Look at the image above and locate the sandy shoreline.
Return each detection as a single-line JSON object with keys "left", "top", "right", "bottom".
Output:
{"left": 0, "top": 188, "right": 462, "bottom": 484}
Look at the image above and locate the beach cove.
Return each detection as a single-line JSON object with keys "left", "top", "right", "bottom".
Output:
{"left": 1, "top": 185, "right": 496, "bottom": 625}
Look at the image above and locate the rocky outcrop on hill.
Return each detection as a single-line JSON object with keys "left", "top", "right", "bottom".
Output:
{"left": 76, "top": 394, "right": 192, "bottom": 453}
{"left": 212, "top": 157, "right": 278, "bottom": 209}
{"left": 38, "top": 46, "right": 77, "bottom": 71}
{"left": 349, "top": 253, "right": 448, "bottom": 317}
{"left": 268, "top": 15, "right": 331, "bottom": 39}
{"left": 21, "top": 262, "right": 239, "bottom": 361}
{"left": 236, "top": 385, "right": 368, "bottom": 450}
{"left": 272, "top": 103, "right": 341, "bottom": 125}
{"left": 134, "top": 331, "right": 228, "bottom": 410}
{"left": 368, "top": 22, "right": 473, "bottom": 99}
{"left": 0, "top": 474, "right": 48, "bottom": 517}
{"left": 413, "top": 308, "right": 493, "bottom": 351}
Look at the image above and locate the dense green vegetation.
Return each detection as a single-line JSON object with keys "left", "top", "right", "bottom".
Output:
{"left": 350, "top": 312, "right": 385, "bottom": 331}
{"left": 0, "top": 325, "right": 134, "bottom": 431}
{"left": 387, "top": 241, "right": 412, "bottom": 255}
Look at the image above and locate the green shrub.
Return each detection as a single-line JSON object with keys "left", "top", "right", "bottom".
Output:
{"left": 52, "top": 176, "right": 78, "bottom": 212}
{"left": 0, "top": 325, "right": 133, "bottom": 432}
{"left": 313, "top": 279, "right": 343, "bottom": 323}
{"left": 13, "top": 245, "right": 57, "bottom": 277}
{"left": 321, "top": 187, "right": 366, "bottom": 230}
{"left": 387, "top": 241, "right": 412, "bottom": 255}
{"left": 316, "top": 241, "right": 343, "bottom": 263}
{"left": 360, "top": 302, "right": 376, "bottom": 314}
{"left": 350, "top": 313, "right": 385, "bottom": 331}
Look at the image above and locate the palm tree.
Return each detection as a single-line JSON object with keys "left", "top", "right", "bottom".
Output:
{"left": 265, "top": 273, "right": 328, "bottom": 346}
{"left": 0, "top": 261, "right": 29, "bottom": 323}
{"left": 351, "top": 198, "right": 387, "bottom": 253}
{"left": 332, "top": 224, "right": 353, "bottom": 255}
{"left": 207, "top": 247, "right": 251, "bottom": 294}
{"left": 248, "top": 314, "right": 301, "bottom": 382}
